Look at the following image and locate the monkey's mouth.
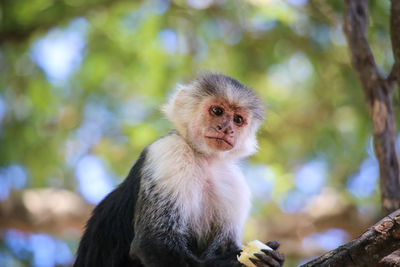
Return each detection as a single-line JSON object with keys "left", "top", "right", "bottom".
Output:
{"left": 205, "top": 136, "right": 233, "bottom": 148}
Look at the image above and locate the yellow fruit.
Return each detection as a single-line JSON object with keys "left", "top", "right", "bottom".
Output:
{"left": 237, "top": 240, "right": 273, "bottom": 267}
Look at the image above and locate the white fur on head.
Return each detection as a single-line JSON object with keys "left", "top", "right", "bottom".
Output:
{"left": 162, "top": 73, "right": 265, "bottom": 160}
{"left": 161, "top": 84, "right": 196, "bottom": 139}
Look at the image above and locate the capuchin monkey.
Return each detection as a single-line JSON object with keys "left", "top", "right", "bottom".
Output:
{"left": 74, "top": 73, "right": 284, "bottom": 267}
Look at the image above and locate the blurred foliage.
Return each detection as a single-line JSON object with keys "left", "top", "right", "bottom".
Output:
{"left": 0, "top": 0, "right": 396, "bottom": 266}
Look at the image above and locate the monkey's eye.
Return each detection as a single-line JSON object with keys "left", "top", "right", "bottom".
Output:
{"left": 233, "top": 114, "right": 244, "bottom": 125}
{"left": 211, "top": 106, "right": 224, "bottom": 116}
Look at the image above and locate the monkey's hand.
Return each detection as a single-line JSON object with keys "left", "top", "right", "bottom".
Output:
{"left": 249, "top": 241, "right": 284, "bottom": 267}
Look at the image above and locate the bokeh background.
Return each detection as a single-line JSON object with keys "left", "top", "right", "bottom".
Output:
{"left": 0, "top": 0, "right": 396, "bottom": 266}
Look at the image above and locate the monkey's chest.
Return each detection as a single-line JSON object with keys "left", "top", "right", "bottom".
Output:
{"left": 182, "top": 170, "right": 250, "bottom": 237}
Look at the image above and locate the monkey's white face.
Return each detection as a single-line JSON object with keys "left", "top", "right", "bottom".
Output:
{"left": 187, "top": 98, "right": 251, "bottom": 156}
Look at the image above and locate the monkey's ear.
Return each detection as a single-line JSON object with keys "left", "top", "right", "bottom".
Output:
{"left": 161, "top": 85, "right": 193, "bottom": 137}
{"left": 161, "top": 85, "right": 186, "bottom": 121}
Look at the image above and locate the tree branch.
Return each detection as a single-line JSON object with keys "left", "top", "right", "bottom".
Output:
{"left": 343, "top": 0, "right": 400, "bottom": 215}
{"left": 300, "top": 209, "right": 400, "bottom": 267}
{"left": 343, "top": 0, "right": 380, "bottom": 107}
{"left": 388, "top": 66, "right": 397, "bottom": 85}
{"left": 391, "top": 0, "right": 400, "bottom": 93}
{"left": 0, "top": 189, "right": 93, "bottom": 237}
{"left": 300, "top": 1, "right": 400, "bottom": 265}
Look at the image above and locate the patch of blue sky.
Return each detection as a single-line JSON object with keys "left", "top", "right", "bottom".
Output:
{"left": 280, "top": 159, "right": 327, "bottom": 213}
{"left": 30, "top": 234, "right": 73, "bottom": 267}
{"left": 268, "top": 52, "right": 314, "bottom": 90}
{"left": 267, "top": 63, "right": 293, "bottom": 89}
{"left": 365, "top": 136, "right": 373, "bottom": 154}
{"left": 295, "top": 159, "right": 327, "bottom": 195}
{"left": 0, "top": 165, "right": 27, "bottom": 200}
{"left": 30, "top": 18, "right": 88, "bottom": 84}
{"left": 288, "top": 52, "right": 314, "bottom": 85}
{"left": 217, "top": 20, "right": 242, "bottom": 46}
{"left": 310, "top": 24, "right": 331, "bottom": 48}
{"left": 302, "top": 228, "right": 350, "bottom": 251}
{"left": 194, "top": 36, "right": 208, "bottom": 60}
{"left": 123, "top": 0, "right": 169, "bottom": 32}
{"left": 203, "top": 19, "right": 242, "bottom": 45}
{"left": 396, "top": 134, "right": 400, "bottom": 156}
{"left": 290, "top": 12, "right": 310, "bottom": 36}
{"left": 249, "top": 15, "right": 277, "bottom": 32}
{"left": 158, "top": 29, "right": 178, "bottom": 54}
{"left": 3, "top": 230, "right": 73, "bottom": 267}
{"left": 202, "top": 20, "right": 222, "bottom": 41}
{"left": 187, "top": 0, "right": 213, "bottom": 9}
{"left": 75, "top": 155, "right": 114, "bottom": 204}
{"left": 346, "top": 157, "right": 378, "bottom": 198}
{"left": 279, "top": 189, "right": 310, "bottom": 213}
{"left": 243, "top": 164, "right": 275, "bottom": 203}
{"left": 225, "top": 28, "right": 242, "bottom": 46}
{"left": 0, "top": 95, "right": 6, "bottom": 126}
{"left": 120, "top": 98, "right": 149, "bottom": 126}
{"left": 122, "top": 6, "right": 147, "bottom": 32}
{"left": 142, "top": 0, "right": 170, "bottom": 14}
{"left": 152, "top": 0, "right": 170, "bottom": 14}
{"left": 287, "top": 0, "right": 309, "bottom": 6}
{"left": 64, "top": 102, "right": 115, "bottom": 166}
{"left": 31, "top": 234, "right": 59, "bottom": 267}
{"left": 3, "top": 230, "right": 30, "bottom": 260}
{"left": 330, "top": 25, "right": 347, "bottom": 46}
{"left": 122, "top": 11, "right": 144, "bottom": 32}
{"left": 0, "top": 252, "right": 18, "bottom": 267}
{"left": 53, "top": 240, "right": 73, "bottom": 266}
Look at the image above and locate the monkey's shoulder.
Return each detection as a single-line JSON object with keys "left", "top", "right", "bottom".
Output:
{"left": 145, "top": 133, "right": 196, "bottom": 166}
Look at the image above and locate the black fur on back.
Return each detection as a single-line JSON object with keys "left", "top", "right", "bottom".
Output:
{"left": 73, "top": 149, "right": 147, "bottom": 267}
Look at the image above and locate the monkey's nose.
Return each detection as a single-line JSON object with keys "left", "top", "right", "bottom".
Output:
{"left": 217, "top": 125, "right": 234, "bottom": 135}
{"left": 224, "top": 128, "right": 234, "bottom": 135}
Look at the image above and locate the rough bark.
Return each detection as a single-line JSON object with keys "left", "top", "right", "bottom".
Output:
{"left": 391, "top": 0, "right": 400, "bottom": 92}
{"left": 300, "top": 209, "right": 400, "bottom": 267}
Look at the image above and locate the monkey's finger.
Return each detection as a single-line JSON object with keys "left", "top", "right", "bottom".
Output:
{"left": 249, "top": 257, "right": 270, "bottom": 267}
{"left": 261, "top": 249, "right": 285, "bottom": 264}
{"left": 265, "top": 240, "right": 280, "bottom": 250}
{"left": 254, "top": 253, "right": 281, "bottom": 267}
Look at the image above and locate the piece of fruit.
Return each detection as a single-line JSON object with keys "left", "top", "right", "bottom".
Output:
{"left": 237, "top": 240, "right": 273, "bottom": 267}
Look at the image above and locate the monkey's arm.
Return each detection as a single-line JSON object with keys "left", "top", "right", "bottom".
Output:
{"left": 129, "top": 182, "right": 201, "bottom": 267}
{"left": 203, "top": 248, "right": 243, "bottom": 267}
{"left": 131, "top": 231, "right": 244, "bottom": 267}
{"left": 130, "top": 195, "right": 245, "bottom": 267}
{"left": 130, "top": 230, "right": 201, "bottom": 267}
{"left": 198, "top": 232, "right": 243, "bottom": 267}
